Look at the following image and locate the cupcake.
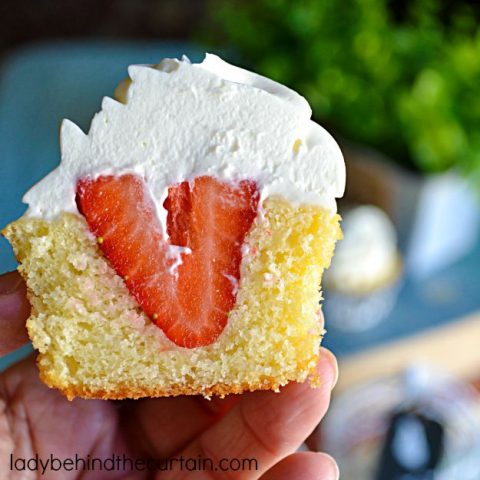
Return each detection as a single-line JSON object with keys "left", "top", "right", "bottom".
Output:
{"left": 324, "top": 205, "right": 402, "bottom": 332}
{"left": 2, "top": 54, "right": 345, "bottom": 400}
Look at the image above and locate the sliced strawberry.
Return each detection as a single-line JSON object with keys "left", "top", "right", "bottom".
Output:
{"left": 76, "top": 174, "right": 259, "bottom": 348}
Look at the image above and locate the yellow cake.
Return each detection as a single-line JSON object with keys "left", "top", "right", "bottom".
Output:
{"left": 2, "top": 54, "right": 344, "bottom": 400}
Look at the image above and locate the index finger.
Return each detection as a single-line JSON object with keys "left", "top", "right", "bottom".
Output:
{"left": 0, "top": 271, "right": 30, "bottom": 356}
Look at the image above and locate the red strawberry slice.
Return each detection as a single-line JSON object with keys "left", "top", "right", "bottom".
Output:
{"left": 76, "top": 174, "right": 259, "bottom": 348}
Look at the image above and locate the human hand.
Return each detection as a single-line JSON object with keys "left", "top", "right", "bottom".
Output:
{"left": 0, "top": 270, "right": 339, "bottom": 479}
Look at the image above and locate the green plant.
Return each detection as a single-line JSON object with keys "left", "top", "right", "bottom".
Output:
{"left": 202, "top": 0, "right": 480, "bottom": 182}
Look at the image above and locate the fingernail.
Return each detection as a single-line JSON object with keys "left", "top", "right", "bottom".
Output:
{"left": 323, "top": 349, "right": 339, "bottom": 390}
{"left": 0, "top": 271, "right": 23, "bottom": 295}
{"left": 333, "top": 459, "right": 340, "bottom": 480}
{"left": 331, "top": 359, "right": 339, "bottom": 390}
{"left": 327, "top": 454, "right": 340, "bottom": 480}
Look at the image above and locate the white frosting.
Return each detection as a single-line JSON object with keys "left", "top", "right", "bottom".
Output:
{"left": 326, "top": 205, "right": 400, "bottom": 293}
{"left": 23, "top": 54, "right": 345, "bottom": 225}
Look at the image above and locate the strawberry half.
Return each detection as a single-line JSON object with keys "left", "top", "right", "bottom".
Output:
{"left": 76, "top": 174, "right": 259, "bottom": 348}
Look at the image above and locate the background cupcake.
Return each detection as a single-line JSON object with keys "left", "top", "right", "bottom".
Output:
{"left": 324, "top": 205, "right": 403, "bottom": 332}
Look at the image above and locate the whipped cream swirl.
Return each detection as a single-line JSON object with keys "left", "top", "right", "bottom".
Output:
{"left": 24, "top": 54, "right": 345, "bottom": 222}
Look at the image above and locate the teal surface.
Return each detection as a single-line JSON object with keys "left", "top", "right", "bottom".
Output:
{"left": 0, "top": 41, "right": 202, "bottom": 370}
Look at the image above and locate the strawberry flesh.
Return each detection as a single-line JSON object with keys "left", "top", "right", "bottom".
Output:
{"left": 76, "top": 174, "right": 259, "bottom": 348}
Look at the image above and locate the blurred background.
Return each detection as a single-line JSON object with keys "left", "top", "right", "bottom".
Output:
{"left": 1, "top": 1, "right": 480, "bottom": 478}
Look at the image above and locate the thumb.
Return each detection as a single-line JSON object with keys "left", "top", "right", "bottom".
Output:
{"left": 0, "top": 271, "right": 30, "bottom": 356}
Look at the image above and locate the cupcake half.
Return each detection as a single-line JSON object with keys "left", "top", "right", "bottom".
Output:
{"left": 3, "top": 54, "right": 345, "bottom": 399}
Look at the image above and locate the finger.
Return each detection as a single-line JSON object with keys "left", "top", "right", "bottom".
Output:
{"left": 0, "top": 271, "right": 30, "bottom": 356}
{"left": 160, "top": 348, "right": 338, "bottom": 479}
{"left": 261, "top": 452, "right": 339, "bottom": 480}
{"left": 122, "top": 394, "right": 239, "bottom": 458}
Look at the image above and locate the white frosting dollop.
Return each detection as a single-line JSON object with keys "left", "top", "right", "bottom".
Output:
{"left": 326, "top": 205, "right": 400, "bottom": 293}
{"left": 23, "top": 54, "right": 345, "bottom": 223}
